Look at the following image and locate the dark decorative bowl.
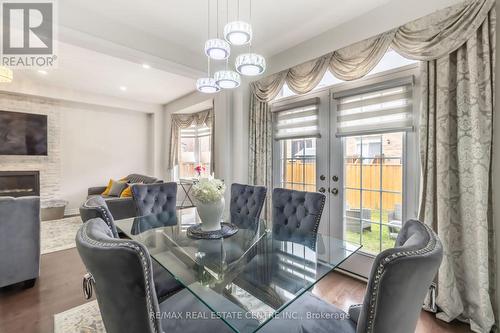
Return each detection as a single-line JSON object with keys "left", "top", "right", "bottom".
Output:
{"left": 187, "top": 223, "right": 238, "bottom": 239}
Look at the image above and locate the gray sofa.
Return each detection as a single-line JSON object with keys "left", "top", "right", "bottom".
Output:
{"left": 87, "top": 174, "right": 162, "bottom": 220}
{"left": 0, "top": 196, "right": 40, "bottom": 288}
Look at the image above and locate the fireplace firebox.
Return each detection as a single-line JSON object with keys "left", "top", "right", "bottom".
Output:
{"left": 0, "top": 171, "right": 40, "bottom": 197}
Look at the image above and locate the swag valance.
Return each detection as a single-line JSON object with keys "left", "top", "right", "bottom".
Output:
{"left": 251, "top": 0, "right": 495, "bottom": 102}
{"left": 168, "top": 109, "right": 214, "bottom": 171}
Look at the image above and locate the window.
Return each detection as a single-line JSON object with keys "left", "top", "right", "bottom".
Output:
{"left": 179, "top": 124, "right": 211, "bottom": 178}
{"left": 273, "top": 97, "right": 320, "bottom": 193}
{"left": 335, "top": 79, "right": 413, "bottom": 136}
{"left": 278, "top": 138, "right": 317, "bottom": 192}
{"left": 335, "top": 76, "right": 415, "bottom": 255}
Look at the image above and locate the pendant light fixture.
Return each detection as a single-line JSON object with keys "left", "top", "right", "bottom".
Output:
{"left": 224, "top": 21, "right": 252, "bottom": 45}
{"left": 235, "top": 53, "right": 265, "bottom": 76}
{"left": 197, "top": 1, "right": 221, "bottom": 94}
{"left": 0, "top": 66, "right": 13, "bottom": 83}
{"left": 196, "top": 77, "right": 220, "bottom": 93}
{"left": 214, "top": 0, "right": 241, "bottom": 89}
{"left": 234, "top": 0, "right": 266, "bottom": 76}
{"left": 197, "top": 0, "right": 264, "bottom": 92}
{"left": 204, "top": 39, "right": 230, "bottom": 60}
{"left": 197, "top": 57, "right": 220, "bottom": 93}
{"left": 204, "top": 0, "right": 230, "bottom": 60}
{"left": 214, "top": 67, "right": 241, "bottom": 89}
{"left": 224, "top": 0, "right": 252, "bottom": 45}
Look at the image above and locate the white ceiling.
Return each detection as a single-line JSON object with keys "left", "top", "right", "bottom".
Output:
{"left": 5, "top": 0, "right": 394, "bottom": 107}
{"left": 60, "top": 0, "right": 391, "bottom": 57}
{"left": 9, "top": 42, "right": 195, "bottom": 105}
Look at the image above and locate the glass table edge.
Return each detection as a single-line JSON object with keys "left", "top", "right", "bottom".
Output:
{"left": 115, "top": 217, "right": 362, "bottom": 333}
{"left": 253, "top": 243, "right": 362, "bottom": 333}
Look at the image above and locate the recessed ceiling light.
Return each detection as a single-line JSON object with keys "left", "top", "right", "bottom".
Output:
{"left": 142, "top": 63, "right": 151, "bottom": 69}
{"left": 120, "top": 86, "right": 127, "bottom": 91}
{"left": 37, "top": 70, "right": 48, "bottom": 75}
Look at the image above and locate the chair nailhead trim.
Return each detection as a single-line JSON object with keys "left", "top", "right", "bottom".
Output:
{"left": 79, "top": 222, "right": 160, "bottom": 333}
{"left": 364, "top": 222, "right": 438, "bottom": 333}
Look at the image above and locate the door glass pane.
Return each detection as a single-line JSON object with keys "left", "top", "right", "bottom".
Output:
{"left": 382, "top": 193, "right": 403, "bottom": 247}
{"left": 345, "top": 189, "right": 361, "bottom": 245}
{"left": 361, "top": 223, "right": 382, "bottom": 254}
{"left": 343, "top": 132, "right": 404, "bottom": 255}
{"left": 381, "top": 223, "right": 400, "bottom": 251}
{"left": 280, "top": 138, "right": 316, "bottom": 191}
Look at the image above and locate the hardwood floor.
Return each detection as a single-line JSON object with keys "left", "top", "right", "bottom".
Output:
{"left": 313, "top": 273, "right": 473, "bottom": 333}
{"left": 0, "top": 249, "right": 89, "bottom": 333}
{"left": 0, "top": 248, "right": 472, "bottom": 333}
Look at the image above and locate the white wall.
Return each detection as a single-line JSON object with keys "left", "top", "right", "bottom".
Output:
{"left": 60, "top": 103, "right": 153, "bottom": 214}
{"left": 0, "top": 90, "right": 156, "bottom": 215}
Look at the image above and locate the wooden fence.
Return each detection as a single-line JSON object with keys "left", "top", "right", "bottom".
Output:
{"left": 285, "top": 161, "right": 402, "bottom": 210}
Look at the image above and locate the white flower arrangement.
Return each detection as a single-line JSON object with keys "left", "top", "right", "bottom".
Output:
{"left": 191, "top": 178, "right": 226, "bottom": 204}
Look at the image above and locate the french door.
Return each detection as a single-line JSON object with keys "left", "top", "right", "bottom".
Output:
{"left": 272, "top": 68, "right": 419, "bottom": 278}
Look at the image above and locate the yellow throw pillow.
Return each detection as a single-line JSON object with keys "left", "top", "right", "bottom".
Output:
{"left": 101, "top": 179, "right": 113, "bottom": 196}
{"left": 120, "top": 185, "right": 132, "bottom": 198}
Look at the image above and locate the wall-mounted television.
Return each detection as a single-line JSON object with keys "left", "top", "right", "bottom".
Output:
{"left": 0, "top": 111, "right": 48, "bottom": 156}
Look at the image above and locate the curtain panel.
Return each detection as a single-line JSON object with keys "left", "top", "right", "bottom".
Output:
{"left": 168, "top": 109, "right": 215, "bottom": 172}
{"left": 418, "top": 8, "right": 496, "bottom": 332}
{"left": 248, "top": 0, "right": 496, "bottom": 331}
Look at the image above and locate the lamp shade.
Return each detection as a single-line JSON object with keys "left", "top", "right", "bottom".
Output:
{"left": 214, "top": 70, "right": 241, "bottom": 89}
{"left": 235, "top": 53, "right": 266, "bottom": 76}
{"left": 196, "top": 77, "right": 220, "bottom": 93}
{"left": 223, "top": 21, "right": 252, "bottom": 46}
{"left": 204, "top": 38, "right": 230, "bottom": 60}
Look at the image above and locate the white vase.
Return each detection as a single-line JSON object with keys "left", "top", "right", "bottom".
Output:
{"left": 195, "top": 198, "right": 225, "bottom": 232}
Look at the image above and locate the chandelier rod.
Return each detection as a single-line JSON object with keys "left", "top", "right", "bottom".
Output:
{"left": 248, "top": 0, "right": 252, "bottom": 51}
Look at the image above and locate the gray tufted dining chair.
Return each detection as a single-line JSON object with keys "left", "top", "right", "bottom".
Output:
{"left": 76, "top": 218, "right": 233, "bottom": 333}
{"left": 230, "top": 183, "right": 267, "bottom": 219}
{"left": 132, "top": 182, "right": 177, "bottom": 216}
{"left": 79, "top": 196, "right": 119, "bottom": 238}
{"left": 260, "top": 219, "right": 443, "bottom": 333}
{"left": 79, "top": 195, "right": 182, "bottom": 301}
{"left": 271, "top": 188, "right": 326, "bottom": 249}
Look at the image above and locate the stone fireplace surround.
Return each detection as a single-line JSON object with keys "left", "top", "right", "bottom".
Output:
{"left": 0, "top": 93, "right": 61, "bottom": 203}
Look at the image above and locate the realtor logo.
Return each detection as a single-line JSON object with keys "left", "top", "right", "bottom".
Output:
{"left": 1, "top": 1, "right": 57, "bottom": 68}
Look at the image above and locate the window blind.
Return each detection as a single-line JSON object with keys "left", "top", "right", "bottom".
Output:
{"left": 335, "top": 77, "right": 414, "bottom": 137}
{"left": 180, "top": 124, "right": 211, "bottom": 138}
{"left": 272, "top": 97, "right": 320, "bottom": 140}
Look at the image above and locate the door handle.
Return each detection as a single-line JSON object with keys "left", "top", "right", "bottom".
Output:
{"left": 331, "top": 188, "right": 339, "bottom": 195}
{"left": 318, "top": 187, "right": 326, "bottom": 193}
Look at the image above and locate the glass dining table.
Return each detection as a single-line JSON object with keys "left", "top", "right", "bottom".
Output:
{"left": 115, "top": 207, "right": 361, "bottom": 333}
